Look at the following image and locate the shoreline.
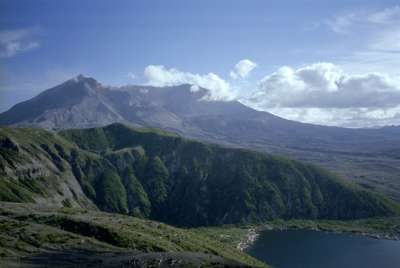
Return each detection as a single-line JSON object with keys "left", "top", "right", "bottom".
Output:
{"left": 237, "top": 228, "right": 261, "bottom": 251}
{"left": 270, "top": 225, "right": 400, "bottom": 241}
{"left": 236, "top": 220, "right": 400, "bottom": 250}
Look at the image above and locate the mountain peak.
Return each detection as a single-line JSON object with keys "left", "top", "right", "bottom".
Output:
{"left": 72, "top": 74, "right": 90, "bottom": 81}
{"left": 76, "top": 73, "right": 86, "bottom": 80}
{"left": 69, "top": 74, "right": 99, "bottom": 86}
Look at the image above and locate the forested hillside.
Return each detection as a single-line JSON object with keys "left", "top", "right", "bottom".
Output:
{"left": 1, "top": 123, "right": 399, "bottom": 227}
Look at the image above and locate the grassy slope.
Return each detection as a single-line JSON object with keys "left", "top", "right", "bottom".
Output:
{"left": 0, "top": 202, "right": 267, "bottom": 267}
{"left": 193, "top": 225, "right": 251, "bottom": 249}
{"left": 0, "top": 126, "right": 98, "bottom": 208}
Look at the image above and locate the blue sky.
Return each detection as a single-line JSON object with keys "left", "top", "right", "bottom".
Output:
{"left": 1, "top": 0, "right": 400, "bottom": 127}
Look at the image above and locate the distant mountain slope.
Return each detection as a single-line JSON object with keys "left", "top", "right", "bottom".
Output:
{"left": 1, "top": 124, "right": 399, "bottom": 227}
{"left": 0, "top": 75, "right": 124, "bottom": 129}
{"left": 1, "top": 75, "right": 400, "bottom": 200}
{"left": 2, "top": 75, "right": 400, "bottom": 153}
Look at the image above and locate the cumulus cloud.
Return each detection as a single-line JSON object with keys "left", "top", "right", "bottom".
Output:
{"left": 230, "top": 59, "right": 257, "bottom": 79}
{"left": 251, "top": 63, "right": 400, "bottom": 108}
{"left": 144, "top": 65, "right": 233, "bottom": 100}
{"left": 0, "top": 27, "right": 40, "bottom": 58}
{"left": 244, "top": 62, "right": 400, "bottom": 127}
{"left": 141, "top": 62, "right": 400, "bottom": 127}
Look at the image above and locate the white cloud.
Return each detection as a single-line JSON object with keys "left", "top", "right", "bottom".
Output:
{"left": 0, "top": 27, "right": 40, "bottom": 58}
{"left": 127, "top": 72, "right": 136, "bottom": 80}
{"left": 244, "top": 62, "right": 400, "bottom": 127}
{"left": 141, "top": 62, "right": 400, "bottom": 127}
{"left": 258, "top": 107, "right": 400, "bottom": 128}
{"left": 230, "top": 59, "right": 257, "bottom": 79}
{"left": 144, "top": 65, "right": 233, "bottom": 100}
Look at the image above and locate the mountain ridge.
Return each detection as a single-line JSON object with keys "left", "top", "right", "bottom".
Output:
{"left": 1, "top": 123, "right": 399, "bottom": 228}
{"left": 1, "top": 76, "right": 400, "bottom": 201}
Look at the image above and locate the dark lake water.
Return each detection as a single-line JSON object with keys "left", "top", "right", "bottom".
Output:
{"left": 246, "top": 230, "right": 400, "bottom": 268}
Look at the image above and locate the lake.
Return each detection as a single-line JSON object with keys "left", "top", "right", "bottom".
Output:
{"left": 245, "top": 229, "right": 400, "bottom": 268}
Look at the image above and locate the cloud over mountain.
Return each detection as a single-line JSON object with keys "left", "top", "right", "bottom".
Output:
{"left": 244, "top": 62, "right": 400, "bottom": 127}
{"left": 251, "top": 63, "right": 400, "bottom": 109}
{"left": 144, "top": 65, "right": 234, "bottom": 101}
{"left": 140, "top": 60, "right": 400, "bottom": 127}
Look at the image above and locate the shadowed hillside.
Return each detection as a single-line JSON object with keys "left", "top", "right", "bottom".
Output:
{"left": 1, "top": 123, "right": 399, "bottom": 228}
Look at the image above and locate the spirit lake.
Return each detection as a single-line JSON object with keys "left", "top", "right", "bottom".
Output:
{"left": 246, "top": 229, "right": 400, "bottom": 268}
